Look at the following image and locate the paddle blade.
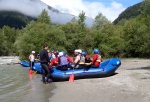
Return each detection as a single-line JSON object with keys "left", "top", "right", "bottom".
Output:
{"left": 69, "top": 73, "right": 74, "bottom": 82}
{"left": 29, "top": 69, "right": 33, "bottom": 74}
{"left": 33, "top": 71, "right": 37, "bottom": 75}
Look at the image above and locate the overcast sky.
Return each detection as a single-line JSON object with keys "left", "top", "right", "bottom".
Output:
{"left": 41, "top": 0, "right": 143, "bottom": 21}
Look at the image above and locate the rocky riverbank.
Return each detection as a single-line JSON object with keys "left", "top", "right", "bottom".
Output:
{"left": 0, "top": 56, "right": 20, "bottom": 65}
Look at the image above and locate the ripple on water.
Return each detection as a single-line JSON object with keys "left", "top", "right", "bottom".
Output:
{"left": 0, "top": 64, "right": 54, "bottom": 102}
{"left": 0, "top": 65, "right": 31, "bottom": 102}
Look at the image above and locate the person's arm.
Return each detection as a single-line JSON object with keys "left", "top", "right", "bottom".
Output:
{"left": 45, "top": 50, "right": 50, "bottom": 63}
{"left": 29, "top": 55, "right": 31, "bottom": 60}
{"left": 68, "top": 56, "right": 73, "bottom": 63}
{"left": 74, "top": 56, "right": 80, "bottom": 63}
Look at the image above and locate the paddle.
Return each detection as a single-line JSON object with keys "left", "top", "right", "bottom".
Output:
{"left": 69, "top": 60, "right": 80, "bottom": 82}
{"left": 33, "top": 71, "right": 37, "bottom": 75}
{"left": 69, "top": 66, "right": 74, "bottom": 82}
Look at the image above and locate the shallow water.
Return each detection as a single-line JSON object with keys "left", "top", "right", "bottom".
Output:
{"left": 0, "top": 64, "right": 54, "bottom": 102}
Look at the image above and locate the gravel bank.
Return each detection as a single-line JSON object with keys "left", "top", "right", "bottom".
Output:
{"left": 50, "top": 59, "right": 150, "bottom": 102}
{"left": 0, "top": 56, "right": 20, "bottom": 65}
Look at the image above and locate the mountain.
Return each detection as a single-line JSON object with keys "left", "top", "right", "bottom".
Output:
{"left": 0, "top": 0, "right": 94, "bottom": 29}
{"left": 113, "top": 2, "right": 142, "bottom": 24}
{"left": 0, "top": 11, "right": 36, "bottom": 29}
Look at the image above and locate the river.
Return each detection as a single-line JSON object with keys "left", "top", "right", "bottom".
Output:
{"left": 0, "top": 64, "right": 54, "bottom": 102}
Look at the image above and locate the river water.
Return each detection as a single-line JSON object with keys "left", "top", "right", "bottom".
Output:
{"left": 0, "top": 64, "right": 54, "bottom": 102}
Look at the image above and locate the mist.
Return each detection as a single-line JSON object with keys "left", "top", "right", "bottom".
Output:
{"left": 0, "top": 0, "right": 94, "bottom": 27}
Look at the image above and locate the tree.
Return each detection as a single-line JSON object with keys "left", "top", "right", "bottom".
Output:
{"left": 92, "top": 12, "right": 110, "bottom": 30}
{"left": 78, "top": 11, "right": 86, "bottom": 30}
{"left": 94, "top": 24, "right": 125, "bottom": 58}
{"left": 140, "top": 0, "right": 150, "bottom": 26}
{"left": 0, "top": 26, "right": 19, "bottom": 55}
{"left": 37, "top": 9, "right": 51, "bottom": 24}
{"left": 0, "top": 28, "right": 6, "bottom": 55}
{"left": 71, "top": 17, "right": 78, "bottom": 23}
{"left": 123, "top": 18, "right": 150, "bottom": 58}
{"left": 15, "top": 11, "right": 66, "bottom": 60}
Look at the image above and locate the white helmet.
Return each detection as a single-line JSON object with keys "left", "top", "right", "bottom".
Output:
{"left": 77, "top": 49, "right": 82, "bottom": 53}
{"left": 59, "top": 52, "right": 63, "bottom": 56}
{"left": 74, "top": 49, "right": 78, "bottom": 52}
{"left": 32, "top": 51, "right": 35, "bottom": 53}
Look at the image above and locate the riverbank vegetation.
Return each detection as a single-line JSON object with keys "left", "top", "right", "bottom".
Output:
{"left": 0, "top": 0, "right": 149, "bottom": 60}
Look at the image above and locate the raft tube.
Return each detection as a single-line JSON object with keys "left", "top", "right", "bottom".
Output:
{"left": 32, "top": 58, "right": 121, "bottom": 81}
{"left": 20, "top": 61, "right": 41, "bottom": 72}
{"left": 20, "top": 61, "right": 29, "bottom": 67}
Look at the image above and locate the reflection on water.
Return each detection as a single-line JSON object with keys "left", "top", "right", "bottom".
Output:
{"left": 0, "top": 64, "right": 54, "bottom": 102}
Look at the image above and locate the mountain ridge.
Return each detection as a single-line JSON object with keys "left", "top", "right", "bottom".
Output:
{"left": 113, "top": 2, "right": 142, "bottom": 24}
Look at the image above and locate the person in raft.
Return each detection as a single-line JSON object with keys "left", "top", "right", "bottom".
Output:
{"left": 39, "top": 44, "right": 52, "bottom": 84}
{"left": 91, "top": 49, "right": 102, "bottom": 68}
{"left": 79, "top": 51, "right": 92, "bottom": 68}
{"left": 73, "top": 49, "right": 78, "bottom": 62}
{"left": 49, "top": 54, "right": 58, "bottom": 69}
{"left": 65, "top": 54, "right": 73, "bottom": 67}
{"left": 29, "top": 51, "right": 35, "bottom": 70}
{"left": 72, "top": 49, "right": 82, "bottom": 68}
{"left": 57, "top": 52, "right": 69, "bottom": 70}
{"left": 78, "top": 51, "right": 86, "bottom": 68}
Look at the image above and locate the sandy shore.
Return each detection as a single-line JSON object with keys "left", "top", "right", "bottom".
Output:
{"left": 50, "top": 59, "right": 150, "bottom": 102}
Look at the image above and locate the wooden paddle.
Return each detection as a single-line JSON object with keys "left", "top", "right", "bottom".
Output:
{"left": 32, "top": 71, "right": 37, "bottom": 75}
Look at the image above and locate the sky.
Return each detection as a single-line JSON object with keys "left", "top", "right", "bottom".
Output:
{"left": 41, "top": 0, "right": 143, "bottom": 21}
{"left": 84, "top": 0, "right": 143, "bottom": 7}
{"left": 0, "top": 0, "right": 143, "bottom": 26}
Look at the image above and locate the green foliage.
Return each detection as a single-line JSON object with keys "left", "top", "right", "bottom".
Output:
{"left": 94, "top": 24, "right": 125, "bottom": 58}
{"left": 71, "top": 17, "right": 78, "bottom": 23}
{"left": 113, "top": 2, "right": 142, "bottom": 24}
{"left": 93, "top": 12, "right": 110, "bottom": 30}
{"left": 78, "top": 11, "right": 86, "bottom": 30}
{"left": 0, "top": 26, "right": 19, "bottom": 55}
{"left": 16, "top": 21, "right": 66, "bottom": 60}
{"left": 140, "top": 0, "right": 150, "bottom": 26}
{"left": 37, "top": 9, "right": 51, "bottom": 24}
{"left": 123, "top": 18, "right": 150, "bottom": 58}
{"left": 0, "top": 28, "right": 6, "bottom": 55}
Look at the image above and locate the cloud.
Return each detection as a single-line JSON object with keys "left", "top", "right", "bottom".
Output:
{"left": 41, "top": 0, "right": 126, "bottom": 22}
{"left": 0, "top": 0, "right": 94, "bottom": 27}
{"left": 0, "top": 0, "right": 125, "bottom": 27}
{"left": 0, "top": 0, "right": 46, "bottom": 17}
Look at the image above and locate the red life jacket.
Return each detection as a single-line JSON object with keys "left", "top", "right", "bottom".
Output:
{"left": 66, "top": 56, "right": 73, "bottom": 63}
{"left": 92, "top": 54, "right": 101, "bottom": 67}
{"left": 51, "top": 58, "right": 58, "bottom": 66}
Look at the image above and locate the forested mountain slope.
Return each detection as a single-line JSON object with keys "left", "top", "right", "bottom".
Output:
{"left": 0, "top": 11, "right": 36, "bottom": 29}
{"left": 113, "top": 2, "right": 142, "bottom": 24}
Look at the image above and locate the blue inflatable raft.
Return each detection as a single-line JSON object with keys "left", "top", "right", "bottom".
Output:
{"left": 20, "top": 61, "right": 30, "bottom": 67}
{"left": 20, "top": 61, "right": 40, "bottom": 68}
{"left": 31, "top": 58, "right": 121, "bottom": 81}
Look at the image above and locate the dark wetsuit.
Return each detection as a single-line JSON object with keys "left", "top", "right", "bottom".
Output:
{"left": 39, "top": 49, "right": 51, "bottom": 83}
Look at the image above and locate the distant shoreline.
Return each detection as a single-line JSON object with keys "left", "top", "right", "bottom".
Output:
{"left": 0, "top": 56, "right": 20, "bottom": 65}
